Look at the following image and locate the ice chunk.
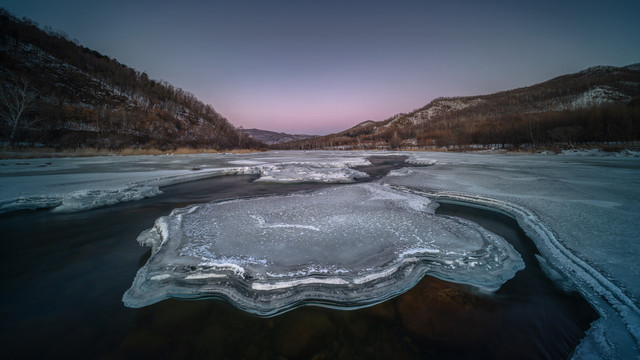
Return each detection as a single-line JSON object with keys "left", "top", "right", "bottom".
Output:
{"left": 387, "top": 167, "right": 414, "bottom": 177}
{"left": 406, "top": 155, "right": 438, "bottom": 166}
{"left": 254, "top": 164, "right": 369, "bottom": 183}
{"left": 123, "top": 183, "right": 524, "bottom": 316}
{"left": 51, "top": 185, "right": 162, "bottom": 213}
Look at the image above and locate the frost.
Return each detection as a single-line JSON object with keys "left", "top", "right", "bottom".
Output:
{"left": 123, "top": 183, "right": 524, "bottom": 315}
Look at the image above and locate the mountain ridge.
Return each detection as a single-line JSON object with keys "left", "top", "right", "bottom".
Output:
{"left": 275, "top": 63, "right": 640, "bottom": 150}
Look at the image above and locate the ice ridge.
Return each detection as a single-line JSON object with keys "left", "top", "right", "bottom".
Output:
{"left": 389, "top": 186, "right": 640, "bottom": 359}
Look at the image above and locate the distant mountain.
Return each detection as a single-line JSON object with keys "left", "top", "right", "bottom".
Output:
{"left": 275, "top": 64, "right": 640, "bottom": 150}
{"left": 240, "top": 128, "right": 316, "bottom": 145}
{"left": 0, "top": 9, "right": 263, "bottom": 150}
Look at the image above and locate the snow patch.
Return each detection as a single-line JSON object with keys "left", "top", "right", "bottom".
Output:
{"left": 570, "top": 86, "right": 631, "bottom": 109}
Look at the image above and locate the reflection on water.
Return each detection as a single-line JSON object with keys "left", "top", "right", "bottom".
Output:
{"left": 0, "top": 157, "right": 597, "bottom": 359}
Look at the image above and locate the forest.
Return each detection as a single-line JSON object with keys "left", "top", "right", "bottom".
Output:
{"left": 0, "top": 9, "right": 263, "bottom": 150}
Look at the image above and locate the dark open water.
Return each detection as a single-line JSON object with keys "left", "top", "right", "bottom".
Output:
{"left": 0, "top": 157, "right": 597, "bottom": 359}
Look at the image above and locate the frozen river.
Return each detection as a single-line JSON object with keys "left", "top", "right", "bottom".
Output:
{"left": 0, "top": 150, "right": 638, "bottom": 358}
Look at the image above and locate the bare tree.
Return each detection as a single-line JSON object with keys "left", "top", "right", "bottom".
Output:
{"left": 0, "top": 75, "right": 38, "bottom": 149}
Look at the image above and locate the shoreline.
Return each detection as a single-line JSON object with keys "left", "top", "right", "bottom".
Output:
{"left": 2, "top": 144, "right": 639, "bottom": 160}
{"left": 0, "top": 147, "right": 265, "bottom": 160}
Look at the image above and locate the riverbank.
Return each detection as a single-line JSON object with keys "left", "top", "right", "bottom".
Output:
{"left": 2, "top": 144, "right": 638, "bottom": 160}
{"left": 0, "top": 147, "right": 264, "bottom": 159}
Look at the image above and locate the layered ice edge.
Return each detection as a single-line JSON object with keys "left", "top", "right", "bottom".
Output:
{"left": 123, "top": 182, "right": 524, "bottom": 316}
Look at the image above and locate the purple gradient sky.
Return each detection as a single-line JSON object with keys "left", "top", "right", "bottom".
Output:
{"left": 3, "top": 0, "right": 639, "bottom": 134}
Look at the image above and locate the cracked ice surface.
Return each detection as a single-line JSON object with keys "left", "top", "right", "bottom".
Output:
{"left": 123, "top": 183, "right": 524, "bottom": 315}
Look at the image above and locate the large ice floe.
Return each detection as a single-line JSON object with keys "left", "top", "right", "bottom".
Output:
{"left": 0, "top": 151, "right": 372, "bottom": 213}
{"left": 384, "top": 152, "right": 640, "bottom": 359}
{"left": 123, "top": 182, "right": 524, "bottom": 315}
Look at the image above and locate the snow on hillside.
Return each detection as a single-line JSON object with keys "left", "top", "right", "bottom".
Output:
{"left": 410, "top": 98, "right": 486, "bottom": 123}
{"left": 385, "top": 98, "right": 486, "bottom": 127}
{"left": 569, "top": 86, "right": 632, "bottom": 109}
{"left": 534, "top": 85, "right": 633, "bottom": 113}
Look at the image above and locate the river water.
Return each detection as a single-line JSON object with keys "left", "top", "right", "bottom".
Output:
{"left": 0, "top": 157, "right": 597, "bottom": 359}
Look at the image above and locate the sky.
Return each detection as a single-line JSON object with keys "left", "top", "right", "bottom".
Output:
{"left": 2, "top": 0, "right": 639, "bottom": 135}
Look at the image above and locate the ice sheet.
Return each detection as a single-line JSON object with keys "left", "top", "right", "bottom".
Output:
{"left": 381, "top": 152, "right": 640, "bottom": 359}
{"left": 5, "top": 149, "right": 638, "bottom": 357}
{"left": 123, "top": 183, "right": 524, "bottom": 315}
{"left": 0, "top": 151, "right": 376, "bottom": 213}
{"left": 0, "top": 168, "right": 244, "bottom": 213}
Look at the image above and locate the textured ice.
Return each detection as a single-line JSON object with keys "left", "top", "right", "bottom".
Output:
{"left": 123, "top": 183, "right": 524, "bottom": 315}
{"left": 51, "top": 185, "right": 162, "bottom": 213}
{"left": 381, "top": 152, "right": 640, "bottom": 358}
{"left": 254, "top": 164, "right": 369, "bottom": 183}
{"left": 406, "top": 154, "right": 438, "bottom": 166}
{"left": 0, "top": 151, "right": 373, "bottom": 213}
{"left": 6, "top": 150, "right": 639, "bottom": 357}
{"left": 386, "top": 167, "right": 414, "bottom": 177}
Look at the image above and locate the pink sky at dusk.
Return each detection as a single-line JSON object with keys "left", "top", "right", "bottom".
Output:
{"left": 3, "top": 0, "right": 639, "bottom": 135}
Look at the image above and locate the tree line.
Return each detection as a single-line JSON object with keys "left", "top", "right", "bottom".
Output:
{"left": 274, "top": 100, "right": 640, "bottom": 151}
{"left": 0, "top": 9, "right": 264, "bottom": 150}
{"left": 275, "top": 64, "right": 640, "bottom": 151}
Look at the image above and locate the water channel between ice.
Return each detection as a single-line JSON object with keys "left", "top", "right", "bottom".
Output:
{"left": 0, "top": 156, "right": 597, "bottom": 359}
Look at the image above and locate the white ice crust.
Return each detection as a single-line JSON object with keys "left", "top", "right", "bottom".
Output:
{"left": 4, "top": 149, "right": 639, "bottom": 358}
{"left": 0, "top": 151, "right": 372, "bottom": 213}
{"left": 381, "top": 152, "right": 640, "bottom": 359}
{"left": 123, "top": 182, "right": 524, "bottom": 315}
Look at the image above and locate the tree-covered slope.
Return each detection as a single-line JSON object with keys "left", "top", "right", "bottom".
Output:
{"left": 276, "top": 64, "right": 640, "bottom": 150}
{"left": 0, "top": 9, "right": 262, "bottom": 150}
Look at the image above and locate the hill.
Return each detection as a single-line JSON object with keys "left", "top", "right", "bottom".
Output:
{"left": 239, "top": 128, "right": 316, "bottom": 145}
{"left": 275, "top": 64, "right": 640, "bottom": 150}
{"left": 0, "top": 9, "right": 263, "bottom": 150}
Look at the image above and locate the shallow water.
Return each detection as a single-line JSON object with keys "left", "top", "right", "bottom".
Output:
{"left": 0, "top": 157, "right": 597, "bottom": 359}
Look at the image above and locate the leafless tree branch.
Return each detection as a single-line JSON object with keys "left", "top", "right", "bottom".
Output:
{"left": 0, "top": 74, "right": 38, "bottom": 148}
